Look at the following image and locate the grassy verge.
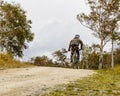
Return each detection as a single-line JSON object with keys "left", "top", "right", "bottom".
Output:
{"left": 0, "top": 53, "right": 34, "bottom": 69}
{"left": 42, "top": 66, "right": 120, "bottom": 96}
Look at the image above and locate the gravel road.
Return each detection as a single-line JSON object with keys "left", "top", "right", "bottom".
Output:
{"left": 0, "top": 67, "right": 95, "bottom": 96}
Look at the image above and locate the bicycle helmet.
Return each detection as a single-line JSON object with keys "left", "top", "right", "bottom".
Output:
{"left": 75, "top": 34, "right": 80, "bottom": 38}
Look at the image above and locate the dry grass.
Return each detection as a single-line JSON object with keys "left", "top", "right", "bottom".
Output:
{"left": 0, "top": 53, "right": 34, "bottom": 69}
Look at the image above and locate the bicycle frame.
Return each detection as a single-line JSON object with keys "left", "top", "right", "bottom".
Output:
{"left": 72, "top": 50, "right": 79, "bottom": 69}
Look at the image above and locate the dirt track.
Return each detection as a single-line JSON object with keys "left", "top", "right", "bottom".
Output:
{"left": 0, "top": 67, "right": 95, "bottom": 96}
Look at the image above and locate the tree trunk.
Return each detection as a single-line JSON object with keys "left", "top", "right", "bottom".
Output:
{"left": 99, "top": 42, "right": 104, "bottom": 69}
{"left": 99, "top": 53, "right": 103, "bottom": 69}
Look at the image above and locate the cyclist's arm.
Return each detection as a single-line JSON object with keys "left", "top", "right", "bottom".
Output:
{"left": 79, "top": 40, "right": 83, "bottom": 50}
{"left": 68, "top": 40, "right": 72, "bottom": 51}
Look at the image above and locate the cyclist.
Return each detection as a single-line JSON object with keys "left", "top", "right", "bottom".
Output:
{"left": 68, "top": 34, "right": 83, "bottom": 63}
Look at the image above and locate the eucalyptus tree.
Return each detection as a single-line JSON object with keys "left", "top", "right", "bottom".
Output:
{"left": 53, "top": 48, "right": 68, "bottom": 67}
{"left": 77, "top": 0, "right": 120, "bottom": 69}
{"left": 0, "top": 1, "right": 34, "bottom": 57}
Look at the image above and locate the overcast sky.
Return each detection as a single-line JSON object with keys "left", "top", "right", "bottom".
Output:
{"left": 5, "top": 0, "right": 109, "bottom": 61}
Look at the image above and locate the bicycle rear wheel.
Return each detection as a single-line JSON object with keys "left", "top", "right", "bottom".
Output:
{"left": 72, "top": 51, "right": 79, "bottom": 69}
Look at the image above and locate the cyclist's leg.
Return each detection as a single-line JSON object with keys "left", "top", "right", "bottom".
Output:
{"left": 76, "top": 47, "right": 80, "bottom": 69}
{"left": 70, "top": 47, "right": 74, "bottom": 63}
{"left": 76, "top": 47, "right": 80, "bottom": 60}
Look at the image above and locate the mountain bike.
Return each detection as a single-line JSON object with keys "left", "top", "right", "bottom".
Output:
{"left": 71, "top": 48, "right": 80, "bottom": 69}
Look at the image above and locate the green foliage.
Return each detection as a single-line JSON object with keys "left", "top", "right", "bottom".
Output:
{"left": 80, "top": 44, "right": 99, "bottom": 69}
{"left": 48, "top": 45, "right": 119, "bottom": 69}
{"left": 0, "top": 1, "right": 34, "bottom": 57}
{"left": 77, "top": 0, "right": 120, "bottom": 69}
{"left": 79, "top": 44, "right": 118, "bottom": 69}
{"left": 31, "top": 56, "right": 56, "bottom": 67}
{"left": 52, "top": 48, "right": 68, "bottom": 67}
{"left": 43, "top": 66, "right": 120, "bottom": 96}
{"left": 31, "top": 49, "right": 69, "bottom": 68}
{"left": 114, "top": 48, "right": 120, "bottom": 64}
{"left": 103, "top": 52, "right": 111, "bottom": 68}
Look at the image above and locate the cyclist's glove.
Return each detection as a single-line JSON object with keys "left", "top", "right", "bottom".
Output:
{"left": 68, "top": 48, "right": 70, "bottom": 51}
{"left": 80, "top": 48, "right": 83, "bottom": 50}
